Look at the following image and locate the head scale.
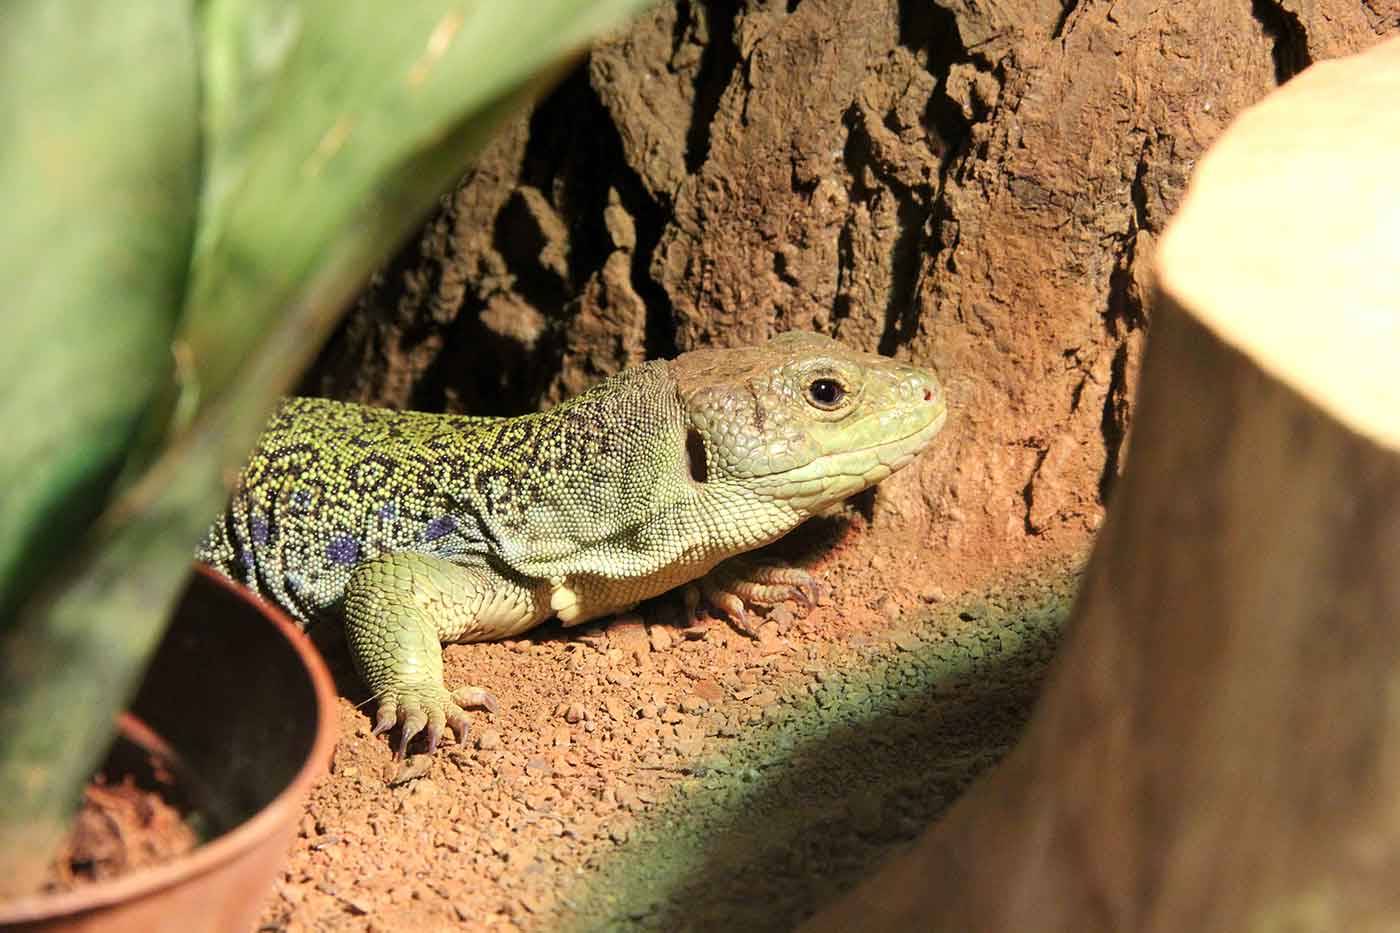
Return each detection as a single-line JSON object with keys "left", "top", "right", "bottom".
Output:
{"left": 669, "top": 331, "right": 947, "bottom": 517}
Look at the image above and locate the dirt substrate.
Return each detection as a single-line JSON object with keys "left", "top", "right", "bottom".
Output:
{"left": 44, "top": 774, "right": 199, "bottom": 894}
{"left": 255, "top": 518, "right": 1079, "bottom": 932}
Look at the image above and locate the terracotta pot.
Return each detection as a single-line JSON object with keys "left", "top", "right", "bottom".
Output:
{"left": 0, "top": 565, "right": 337, "bottom": 932}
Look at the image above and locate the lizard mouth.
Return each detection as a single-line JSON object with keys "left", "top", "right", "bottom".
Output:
{"left": 821, "top": 404, "right": 947, "bottom": 474}
{"left": 756, "top": 401, "right": 948, "bottom": 504}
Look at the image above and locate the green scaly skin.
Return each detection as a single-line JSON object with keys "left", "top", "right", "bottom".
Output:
{"left": 199, "top": 332, "right": 947, "bottom": 755}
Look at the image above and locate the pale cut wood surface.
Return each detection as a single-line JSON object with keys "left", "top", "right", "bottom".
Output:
{"left": 1159, "top": 37, "right": 1400, "bottom": 450}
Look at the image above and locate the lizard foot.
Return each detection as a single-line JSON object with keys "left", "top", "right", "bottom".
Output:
{"left": 691, "top": 556, "right": 826, "bottom": 638}
{"left": 371, "top": 684, "right": 499, "bottom": 758}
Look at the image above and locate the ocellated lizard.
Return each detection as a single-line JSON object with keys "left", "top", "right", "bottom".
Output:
{"left": 199, "top": 332, "right": 947, "bottom": 755}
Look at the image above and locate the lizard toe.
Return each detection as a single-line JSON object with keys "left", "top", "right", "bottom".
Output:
{"left": 700, "top": 581, "right": 757, "bottom": 637}
{"left": 452, "top": 685, "right": 500, "bottom": 715}
{"left": 372, "top": 686, "right": 491, "bottom": 756}
{"left": 790, "top": 578, "right": 827, "bottom": 612}
{"left": 445, "top": 703, "right": 472, "bottom": 745}
{"left": 371, "top": 697, "right": 399, "bottom": 737}
{"left": 397, "top": 703, "right": 429, "bottom": 759}
{"left": 697, "top": 556, "right": 825, "bottom": 636}
{"left": 422, "top": 704, "right": 448, "bottom": 755}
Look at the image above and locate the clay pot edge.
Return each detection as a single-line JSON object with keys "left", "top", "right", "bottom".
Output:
{"left": 0, "top": 564, "right": 338, "bottom": 922}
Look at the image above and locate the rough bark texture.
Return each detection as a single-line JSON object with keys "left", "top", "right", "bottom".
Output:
{"left": 308, "top": 0, "right": 1392, "bottom": 600}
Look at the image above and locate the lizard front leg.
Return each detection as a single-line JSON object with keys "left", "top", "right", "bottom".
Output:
{"left": 343, "top": 552, "right": 549, "bottom": 756}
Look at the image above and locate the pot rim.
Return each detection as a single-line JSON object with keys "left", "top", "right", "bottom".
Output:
{"left": 0, "top": 564, "right": 338, "bottom": 922}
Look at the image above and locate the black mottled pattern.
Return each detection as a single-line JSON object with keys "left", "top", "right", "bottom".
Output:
{"left": 198, "top": 361, "right": 686, "bottom": 625}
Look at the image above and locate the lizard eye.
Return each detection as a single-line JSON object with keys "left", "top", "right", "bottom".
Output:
{"left": 806, "top": 378, "right": 846, "bottom": 410}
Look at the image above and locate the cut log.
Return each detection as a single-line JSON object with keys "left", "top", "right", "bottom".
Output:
{"left": 804, "top": 35, "right": 1400, "bottom": 932}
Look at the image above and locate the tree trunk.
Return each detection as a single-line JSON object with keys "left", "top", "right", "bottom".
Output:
{"left": 804, "top": 35, "right": 1400, "bottom": 931}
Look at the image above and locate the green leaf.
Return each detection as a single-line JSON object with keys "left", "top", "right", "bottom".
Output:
{"left": 171, "top": 0, "right": 656, "bottom": 440}
{"left": 0, "top": 0, "right": 200, "bottom": 620}
{"left": 0, "top": 0, "right": 654, "bottom": 896}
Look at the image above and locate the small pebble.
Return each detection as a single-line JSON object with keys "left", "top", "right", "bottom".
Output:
{"left": 608, "top": 616, "right": 651, "bottom": 656}
{"left": 648, "top": 626, "right": 674, "bottom": 651}
{"left": 387, "top": 755, "right": 433, "bottom": 786}
{"left": 476, "top": 729, "right": 501, "bottom": 751}
{"left": 603, "top": 697, "right": 629, "bottom": 722}
{"left": 769, "top": 604, "right": 796, "bottom": 627}
{"left": 693, "top": 678, "right": 726, "bottom": 703}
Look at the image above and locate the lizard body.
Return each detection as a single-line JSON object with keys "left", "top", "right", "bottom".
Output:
{"left": 199, "top": 332, "right": 946, "bottom": 754}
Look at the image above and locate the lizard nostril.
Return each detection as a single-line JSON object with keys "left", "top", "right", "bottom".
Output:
{"left": 923, "top": 388, "right": 933, "bottom": 402}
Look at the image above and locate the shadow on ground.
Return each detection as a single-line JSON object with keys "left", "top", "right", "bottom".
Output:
{"left": 555, "top": 571, "right": 1076, "bottom": 931}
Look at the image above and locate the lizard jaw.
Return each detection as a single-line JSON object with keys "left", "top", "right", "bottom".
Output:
{"left": 757, "top": 403, "right": 948, "bottom": 514}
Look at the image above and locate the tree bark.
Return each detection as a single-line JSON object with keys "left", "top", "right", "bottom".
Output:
{"left": 804, "top": 35, "right": 1400, "bottom": 931}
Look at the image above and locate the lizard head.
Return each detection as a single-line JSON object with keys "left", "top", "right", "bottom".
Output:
{"left": 670, "top": 331, "right": 947, "bottom": 519}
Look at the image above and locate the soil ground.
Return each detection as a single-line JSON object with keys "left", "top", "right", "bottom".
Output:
{"left": 252, "top": 514, "right": 1080, "bottom": 932}
{"left": 45, "top": 774, "right": 198, "bottom": 894}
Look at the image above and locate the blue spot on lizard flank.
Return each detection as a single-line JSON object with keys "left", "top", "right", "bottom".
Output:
{"left": 326, "top": 535, "right": 361, "bottom": 566}
{"left": 250, "top": 514, "right": 270, "bottom": 545}
{"left": 375, "top": 501, "right": 398, "bottom": 521}
{"left": 423, "top": 515, "right": 457, "bottom": 542}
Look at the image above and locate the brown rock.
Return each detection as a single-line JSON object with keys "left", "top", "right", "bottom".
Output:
{"left": 678, "top": 694, "right": 709, "bottom": 715}
{"left": 603, "top": 696, "right": 630, "bottom": 723}
{"left": 606, "top": 615, "right": 651, "bottom": 657}
{"left": 692, "top": 678, "right": 727, "bottom": 704}
{"left": 648, "top": 625, "right": 674, "bottom": 652}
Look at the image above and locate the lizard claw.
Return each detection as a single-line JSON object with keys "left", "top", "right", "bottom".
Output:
{"left": 371, "top": 700, "right": 398, "bottom": 737}
{"left": 397, "top": 705, "right": 428, "bottom": 759}
{"left": 697, "top": 556, "right": 825, "bottom": 637}
{"left": 708, "top": 590, "right": 761, "bottom": 638}
{"left": 370, "top": 684, "right": 495, "bottom": 758}
{"left": 452, "top": 685, "right": 500, "bottom": 715}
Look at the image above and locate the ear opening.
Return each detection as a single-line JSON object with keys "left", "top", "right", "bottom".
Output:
{"left": 686, "top": 428, "right": 709, "bottom": 484}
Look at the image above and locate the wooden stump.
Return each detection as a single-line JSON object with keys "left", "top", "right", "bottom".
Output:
{"left": 804, "top": 36, "right": 1400, "bottom": 932}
